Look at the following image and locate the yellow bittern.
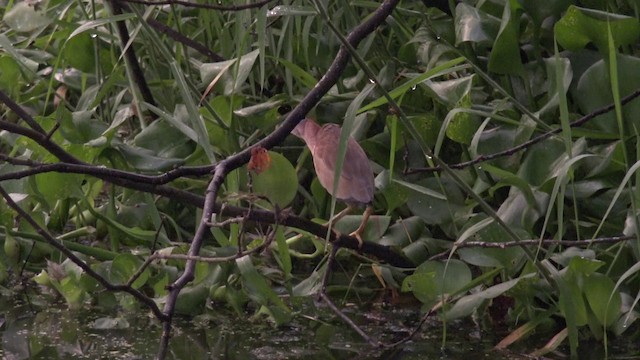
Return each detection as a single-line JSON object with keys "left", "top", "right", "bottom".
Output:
{"left": 292, "top": 118, "right": 374, "bottom": 247}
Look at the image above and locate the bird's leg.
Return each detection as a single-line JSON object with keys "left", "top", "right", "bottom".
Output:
{"left": 328, "top": 204, "right": 353, "bottom": 225}
{"left": 349, "top": 205, "right": 373, "bottom": 248}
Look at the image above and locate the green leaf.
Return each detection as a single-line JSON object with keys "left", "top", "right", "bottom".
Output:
{"left": 575, "top": 55, "right": 640, "bottom": 134}
{"left": 3, "top": 2, "right": 51, "bottom": 33}
{"left": 403, "top": 259, "right": 471, "bottom": 307}
{"left": 454, "top": 3, "right": 500, "bottom": 45}
{"left": 33, "top": 172, "right": 84, "bottom": 207}
{"left": 62, "top": 33, "right": 96, "bottom": 73}
{"left": 583, "top": 273, "right": 621, "bottom": 327}
{"left": 378, "top": 216, "right": 425, "bottom": 247}
{"left": 487, "top": 0, "right": 523, "bottom": 75}
{"left": 555, "top": 6, "right": 640, "bottom": 52}
{"left": 111, "top": 254, "right": 149, "bottom": 289}
{"left": 252, "top": 151, "right": 298, "bottom": 208}
{"left": 445, "top": 274, "right": 534, "bottom": 320}
{"left": 200, "top": 49, "right": 259, "bottom": 96}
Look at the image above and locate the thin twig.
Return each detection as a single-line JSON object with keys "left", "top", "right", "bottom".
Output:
{"left": 428, "top": 235, "right": 635, "bottom": 260}
{"left": 406, "top": 88, "right": 640, "bottom": 174}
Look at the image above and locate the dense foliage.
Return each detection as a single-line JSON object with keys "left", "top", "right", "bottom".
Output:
{"left": 1, "top": 0, "right": 640, "bottom": 356}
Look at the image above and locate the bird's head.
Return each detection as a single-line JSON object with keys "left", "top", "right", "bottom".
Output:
{"left": 291, "top": 118, "right": 320, "bottom": 142}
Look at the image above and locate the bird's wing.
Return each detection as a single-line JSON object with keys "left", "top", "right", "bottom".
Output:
{"left": 312, "top": 125, "right": 374, "bottom": 203}
{"left": 313, "top": 125, "right": 360, "bottom": 181}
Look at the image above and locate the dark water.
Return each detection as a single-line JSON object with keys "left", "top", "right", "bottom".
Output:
{"left": 0, "top": 294, "right": 638, "bottom": 359}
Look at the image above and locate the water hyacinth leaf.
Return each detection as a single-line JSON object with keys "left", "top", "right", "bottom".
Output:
{"left": 271, "top": 57, "right": 318, "bottom": 89}
{"left": 237, "top": 256, "right": 289, "bottom": 311}
{"left": 58, "top": 108, "right": 108, "bottom": 145}
{"left": 174, "top": 282, "right": 210, "bottom": 315}
{"left": 357, "top": 57, "right": 466, "bottom": 113}
{"left": 34, "top": 172, "right": 84, "bottom": 207}
{"left": 378, "top": 216, "right": 425, "bottom": 247}
{"left": 403, "top": 260, "right": 471, "bottom": 306}
{"left": 58, "top": 277, "right": 86, "bottom": 308}
{"left": 62, "top": 33, "right": 96, "bottom": 72}
{"left": 575, "top": 56, "right": 640, "bottom": 133}
{"left": 200, "top": 49, "right": 259, "bottom": 95}
{"left": 134, "top": 113, "right": 196, "bottom": 159}
{"left": 444, "top": 104, "right": 480, "bottom": 145}
{"left": 583, "top": 273, "right": 621, "bottom": 327}
{"left": 519, "top": 0, "right": 573, "bottom": 25}
{"left": 488, "top": 0, "right": 523, "bottom": 75}
{"left": 559, "top": 275, "right": 589, "bottom": 327}
{"left": 445, "top": 274, "right": 534, "bottom": 320}
{"left": 292, "top": 266, "right": 324, "bottom": 297}
{"left": 92, "top": 317, "right": 130, "bottom": 330}
{"left": 251, "top": 151, "right": 298, "bottom": 208}
{"left": 402, "top": 271, "right": 437, "bottom": 305}
{"left": 111, "top": 254, "right": 149, "bottom": 289}
{"left": 0, "top": 56, "right": 22, "bottom": 94}
{"left": 457, "top": 219, "right": 526, "bottom": 268}
{"left": 3, "top": 2, "right": 51, "bottom": 32}
{"left": 424, "top": 75, "right": 474, "bottom": 106}
{"left": 334, "top": 215, "right": 391, "bottom": 242}
{"left": 518, "top": 138, "right": 567, "bottom": 186}
{"left": 114, "top": 143, "right": 185, "bottom": 172}
{"left": 555, "top": 6, "right": 640, "bottom": 52}
{"left": 407, "top": 178, "right": 465, "bottom": 225}
{"left": 454, "top": 3, "right": 500, "bottom": 45}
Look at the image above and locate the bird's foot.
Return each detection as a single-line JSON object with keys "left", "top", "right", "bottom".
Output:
{"left": 349, "top": 229, "right": 365, "bottom": 249}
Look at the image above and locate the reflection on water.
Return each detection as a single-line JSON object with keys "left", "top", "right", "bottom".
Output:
{"left": 0, "top": 295, "right": 638, "bottom": 359}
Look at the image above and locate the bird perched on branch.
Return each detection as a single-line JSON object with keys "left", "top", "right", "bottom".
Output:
{"left": 291, "top": 118, "right": 374, "bottom": 247}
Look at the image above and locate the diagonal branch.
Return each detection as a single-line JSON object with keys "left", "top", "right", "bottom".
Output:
{"left": 157, "top": 0, "right": 402, "bottom": 356}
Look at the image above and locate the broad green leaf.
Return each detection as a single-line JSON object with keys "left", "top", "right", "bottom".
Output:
{"left": 57, "top": 108, "right": 108, "bottom": 145}
{"left": 584, "top": 273, "right": 621, "bottom": 327}
{"left": 174, "top": 282, "right": 210, "bottom": 315}
{"left": 111, "top": 254, "right": 149, "bottom": 289}
{"left": 378, "top": 216, "right": 425, "bottom": 247}
{"left": 114, "top": 143, "right": 186, "bottom": 172}
{"left": 403, "top": 259, "right": 471, "bottom": 307}
{"left": 334, "top": 215, "right": 391, "bottom": 242}
{"left": 488, "top": 0, "right": 524, "bottom": 75}
{"left": 252, "top": 151, "right": 298, "bottom": 208}
{"left": 575, "top": 55, "right": 640, "bottom": 134}
{"left": 236, "top": 255, "right": 289, "bottom": 311}
{"left": 34, "top": 172, "right": 84, "bottom": 207}
{"left": 454, "top": 3, "right": 500, "bottom": 45}
{"left": 445, "top": 274, "right": 534, "bottom": 319}
{"left": 3, "top": 2, "right": 51, "bottom": 32}
{"left": 62, "top": 33, "right": 96, "bottom": 73}
{"left": 555, "top": 6, "right": 640, "bottom": 52}
{"left": 134, "top": 112, "right": 196, "bottom": 159}
{"left": 200, "top": 49, "right": 259, "bottom": 95}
